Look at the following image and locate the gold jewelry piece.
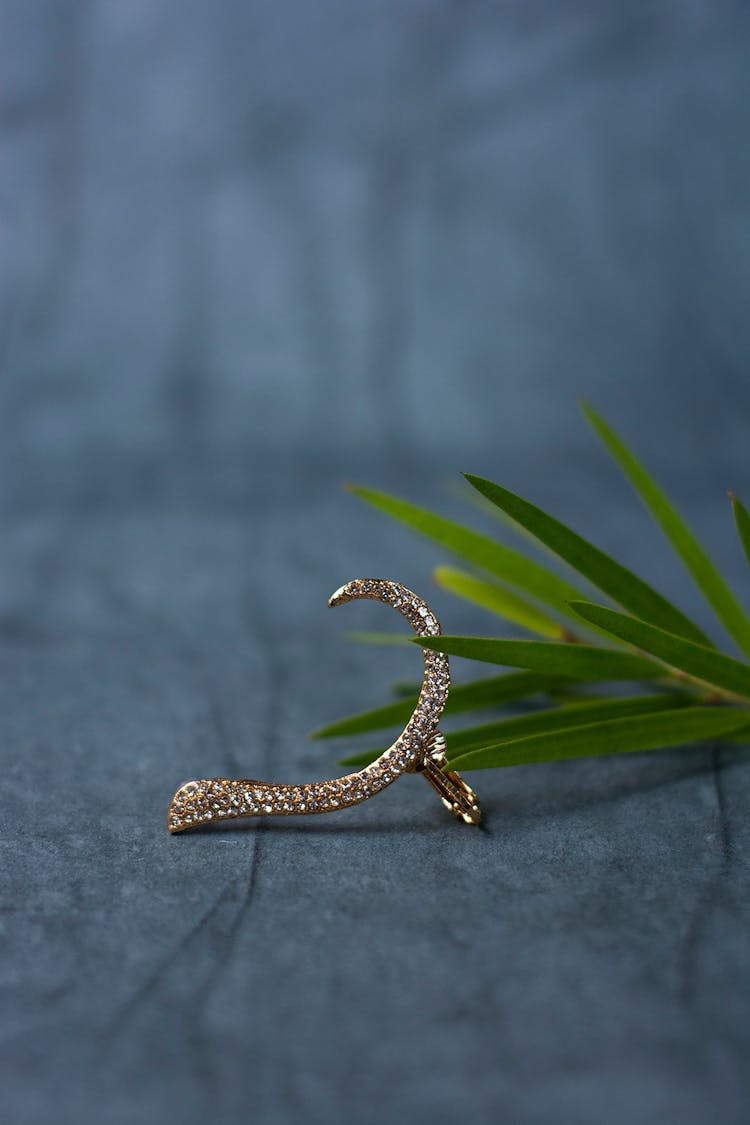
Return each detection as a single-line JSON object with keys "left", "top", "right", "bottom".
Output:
{"left": 167, "top": 578, "right": 481, "bottom": 832}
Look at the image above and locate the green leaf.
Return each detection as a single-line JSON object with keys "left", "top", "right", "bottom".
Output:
{"left": 342, "top": 693, "right": 689, "bottom": 768}
{"left": 445, "top": 693, "right": 690, "bottom": 756}
{"left": 463, "top": 473, "right": 710, "bottom": 646}
{"left": 730, "top": 492, "right": 750, "bottom": 570}
{"left": 391, "top": 681, "right": 422, "bottom": 697}
{"left": 340, "top": 749, "right": 394, "bottom": 767}
{"left": 451, "top": 477, "right": 561, "bottom": 560}
{"left": 447, "top": 706, "right": 749, "bottom": 770}
{"left": 343, "top": 631, "right": 412, "bottom": 645}
{"left": 433, "top": 565, "right": 566, "bottom": 639}
{"left": 311, "top": 671, "right": 569, "bottom": 739}
{"left": 722, "top": 726, "right": 750, "bottom": 745}
{"left": 583, "top": 404, "right": 750, "bottom": 658}
{"left": 348, "top": 485, "right": 585, "bottom": 616}
{"left": 416, "top": 635, "right": 667, "bottom": 681}
{"left": 569, "top": 602, "right": 750, "bottom": 702}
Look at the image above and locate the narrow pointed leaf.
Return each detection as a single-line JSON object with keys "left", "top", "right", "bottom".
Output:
{"left": 340, "top": 693, "right": 690, "bottom": 768}
{"left": 452, "top": 477, "right": 562, "bottom": 560}
{"left": 348, "top": 485, "right": 585, "bottom": 615}
{"left": 447, "top": 706, "right": 749, "bottom": 770}
{"left": 391, "top": 681, "right": 422, "bottom": 697}
{"left": 340, "top": 749, "right": 397, "bottom": 767}
{"left": 463, "top": 473, "right": 710, "bottom": 646}
{"left": 344, "top": 631, "right": 411, "bottom": 645}
{"left": 434, "top": 565, "right": 565, "bottom": 638}
{"left": 730, "top": 492, "right": 750, "bottom": 570}
{"left": 311, "top": 671, "right": 568, "bottom": 739}
{"left": 583, "top": 404, "right": 750, "bottom": 657}
{"left": 445, "top": 693, "right": 690, "bottom": 755}
{"left": 570, "top": 601, "right": 750, "bottom": 701}
{"left": 416, "top": 635, "right": 666, "bottom": 681}
{"left": 722, "top": 726, "right": 750, "bottom": 744}
{"left": 339, "top": 693, "right": 728, "bottom": 774}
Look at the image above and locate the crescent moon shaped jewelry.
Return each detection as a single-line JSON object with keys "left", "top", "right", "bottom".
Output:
{"left": 167, "top": 578, "right": 481, "bottom": 832}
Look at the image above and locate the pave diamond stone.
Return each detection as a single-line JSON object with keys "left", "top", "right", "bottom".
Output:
{"left": 168, "top": 579, "right": 457, "bottom": 832}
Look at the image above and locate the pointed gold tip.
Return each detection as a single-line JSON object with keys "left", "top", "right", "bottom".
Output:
{"left": 167, "top": 579, "right": 477, "bottom": 833}
{"left": 328, "top": 583, "right": 353, "bottom": 607}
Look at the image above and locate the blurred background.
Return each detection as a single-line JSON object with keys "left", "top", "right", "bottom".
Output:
{"left": 3, "top": 1, "right": 749, "bottom": 505}
{"left": 2, "top": 3, "right": 750, "bottom": 1124}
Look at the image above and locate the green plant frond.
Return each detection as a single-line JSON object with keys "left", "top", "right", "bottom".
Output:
{"left": 449, "top": 477, "right": 562, "bottom": 561}
{"left": 433, "top": 565, "right": 566, "bottom": 639}
{"left": 416, "top": 635, "right": 666, "bottom": 681}
{"left": 583, "top": 404, "right": 750, "bottom": 659}
{"left": 339, "top": 748, "right": 388, "bottom": 767}
{"left": 462, "top": 473, "right": 710, "bottom": 647}
{"left": 730, "top": 492, "right": 750, "bottom": 570}
{"left": 347, "top": 485, "right": 585, "bottom": 617}
{"left": 444, "top": 693, "right": 689, "bottom": 756}
{"left": 390, "top": 681, "right": 422, "bottom": 697}
{"left": 723, "top": 726, "right": 750, "bottom": 744}
{"left": 569, "top": 601, "right": 750, "bottom": 702}
{"left": 447, "top": 706, "right": 750, "bottom": 771}
{"left": 310, "top": 670, "right": 569, "bottom": 739}
{"left": 324, "top": 445, "right": 750, "bottom": 771}
{"left": 341, "top": 694, "right": 742, "bottom": 770}
{"left": 344, "top": 631, "right": 412, "bottom": 645}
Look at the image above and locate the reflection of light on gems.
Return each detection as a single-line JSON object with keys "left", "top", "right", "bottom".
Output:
{"left": 167, "top": 578, "right": 481, "bottom": 831}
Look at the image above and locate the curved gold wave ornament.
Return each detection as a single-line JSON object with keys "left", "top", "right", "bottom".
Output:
{"left": 168, "top": 578, "right": 481, "bottom": 831}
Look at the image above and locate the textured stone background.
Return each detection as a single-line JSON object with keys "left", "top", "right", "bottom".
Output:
{"left": 1, "top": 3, "right": 749, "bottom": 1123}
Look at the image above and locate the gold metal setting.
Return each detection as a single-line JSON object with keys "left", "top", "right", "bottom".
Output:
{"left": 167, "top": 578, "right": 481, "bottom": 832}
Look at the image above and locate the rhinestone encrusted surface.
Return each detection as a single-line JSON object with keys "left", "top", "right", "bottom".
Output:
{"left": 168, "top": 579, "right": 449, "bottom": 832}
